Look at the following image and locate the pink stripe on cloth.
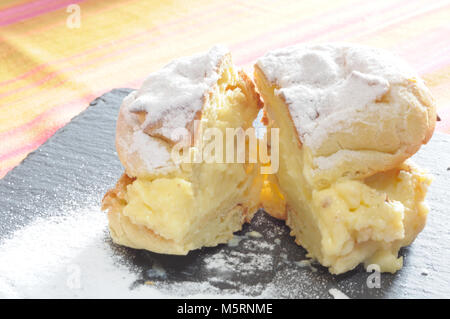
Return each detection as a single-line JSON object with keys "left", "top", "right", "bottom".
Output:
{"left": 233, "top": 0, "right": 412, "bottom": 65}
{"left": 346, "top": 0, "right": 450, "bottom": 43}
{"left": 0, "top": 124, "right": 62, "bottom": 162}
{"left": 1, "top": 3, "right": 242, "bottom": 106}
{"left": 0, "top": 0, "right": 230, "bottom": 88}
{"left": 0, "top": 93, "right": 95, "bottom": 140}
{"left": 417, "top": 46, "right": 450, "bottom": 74}
{"left": 0, "top": 0, "right": 85, "bottom": 27}
{"left": 394, "top": 26, "right": 450, "bottom": 61}
{"left": 0, "top": 94, "right": 95, "bottom": 161}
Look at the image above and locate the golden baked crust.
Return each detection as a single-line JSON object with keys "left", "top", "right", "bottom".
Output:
{"left": 238, "top": 70, "right": 265, "bottom": 111}
{"left": 102, "top": 173, "right": 135, "bottom": 212}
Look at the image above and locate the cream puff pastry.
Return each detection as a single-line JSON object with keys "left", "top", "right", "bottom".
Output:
{"left": 255, "top": 43, "right": 435, "bottom": 274}
{"left": 102, "top": 45, "right": 263, "bottom": 255}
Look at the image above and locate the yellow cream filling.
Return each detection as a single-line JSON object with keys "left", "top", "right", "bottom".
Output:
{"left": 116, "top": 63, "right": 262, "bottom": 253}
{"left": 255, "top": 67, "right": 431, "bottom": 274}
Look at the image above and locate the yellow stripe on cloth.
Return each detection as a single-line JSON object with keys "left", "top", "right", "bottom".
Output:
{"left": 0, "top": 0, "right": 449, "bottom": 178}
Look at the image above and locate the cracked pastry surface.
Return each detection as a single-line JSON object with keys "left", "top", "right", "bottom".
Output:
{"left": 102, "top": 46, "right": 263, "bottom": 255}
{"left": 255, "top": 43, "right": 435, "bottom": 274}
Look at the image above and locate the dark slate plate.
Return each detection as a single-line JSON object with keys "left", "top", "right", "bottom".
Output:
{"left": 1, "top": 88, "right": 449, "bottom": 298}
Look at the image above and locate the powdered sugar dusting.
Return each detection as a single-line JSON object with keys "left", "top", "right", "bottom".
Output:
{"left": 0, "top": 206, "right": 246, "bottom": 298}
{"left": 128, "top": 45, "right": 228, "bottom": 142}
{"left": 204, "top": 251, "right": 273, "bottom": 275}
{"left": 257, "top": 43, "right": 418, "bottom": 151}
{"left": 329, "top": 288, "right": 350, "bottom": 299}
{"left": 129, "top": 130, "right": 173, "bottom": 171}
{"left": 0, "top": 206, "right": 351, "bottom": 299}
{"left": 116, "top": 91, "right": 175, "bottom": 174}
{"left": 0, "top": 207, "right": 147, "bottom": 298}
{"left": 116, "top": 45, "right": 228, "bottom": 175}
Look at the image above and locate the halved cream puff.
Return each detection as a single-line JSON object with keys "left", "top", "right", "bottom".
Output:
{"left": 102, "top": 46, "right": 263, "bottom": 255}
{"left": 255, "top": 43, "right": 435, "bottom": 274}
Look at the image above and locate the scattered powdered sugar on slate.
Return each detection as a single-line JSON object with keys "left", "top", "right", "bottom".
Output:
{"left": 0, "top": 206, "right": 150, "bottom": 298}
{"left": 294, "top": 259, "right": 318, "bottom": 273}
{"left": 0, "top": 206, "right": 353, "bottom": 299}
{"left": 204, "top": 251, "right": 274, "bottom": 275}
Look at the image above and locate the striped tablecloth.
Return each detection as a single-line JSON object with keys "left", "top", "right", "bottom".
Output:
{"left": 1, "top": 0, "right": 449, "bottom": 179}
